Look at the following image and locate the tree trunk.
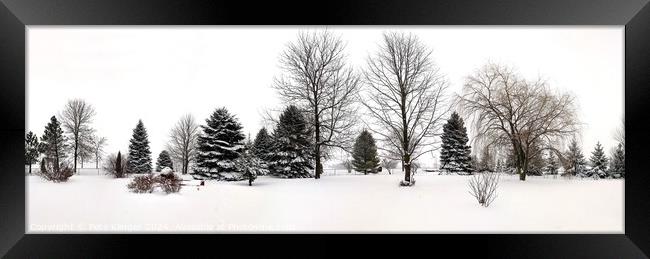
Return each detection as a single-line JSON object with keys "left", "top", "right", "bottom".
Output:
{"left": 73, "top": 140, "right": 78, "bottom": 173}
{"left": 248, "top": 178, "right": 252, "bottom": 186}
{"left": 184, "top": 159, "right": 189, "bottom": 175}
{"left": 29, "top": 163, "right": 32, "bottom": 174}
{"left": 404, "top": 163, "right": 411, "bottom": 182}
{"left": 314, "top": 107, "right": 322, "bottom": 179}
{"left": 520, "top": 158, "right": 528, "bottom": 181}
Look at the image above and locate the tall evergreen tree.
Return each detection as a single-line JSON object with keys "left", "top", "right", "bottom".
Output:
{"left": 155, "top": 150, "right": 174, "bottom": 172}
{"left": 610, "top": 143, "right": 625, "bottom": 178}
{"left": 439, "top": 112, "right": 472, "bottom": 173}
{"left": 127, "top": 120, "right": 152, "bottom": 174}
{"left": 564, "top": 139, "right": 586, "bottom": 176}
{"left": 546, "top": 151, "right": 559, "bottom": 175}
{"left": 589, "top": 141, "right": 608, "bottom": 177}
{"left": 351, "top": 130, "right": 380, "bottom": 174}
{"left": 25, "top": 131, "right": 41, "bottom": 174}
{"left": 193, "top": 107, "right": 246, "bottom": 180}
{"left": 268, "top": 105, "right": 313, "bottom": 178}
{"left": 115, "top": 151, "right": 123, "bottom": 177}
{"left": 252, "top": 127, "right": 273, "bottom": 159}
{"left": 41, "top": 116, "right": 68, "bottom": 172}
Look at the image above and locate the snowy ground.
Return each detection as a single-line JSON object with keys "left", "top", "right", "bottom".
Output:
{"left": 27, "top": 169, "right": 623, "bottom": 233}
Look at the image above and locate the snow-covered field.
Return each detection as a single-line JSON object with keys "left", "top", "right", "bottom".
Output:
{"left": 27, "top": 169, "right": 623, "bottom": 233}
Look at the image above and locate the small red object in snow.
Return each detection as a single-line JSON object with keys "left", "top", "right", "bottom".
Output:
{"left": 200, "top": 180, "right": 205, "bottom": 186}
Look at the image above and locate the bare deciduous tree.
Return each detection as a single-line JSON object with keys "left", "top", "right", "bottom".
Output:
{"left": 166, "top": 114, "right": 200, "bottom": 175}
{"left": 458, "top": 62, "right": 579, "bottom": 181}
{"left": 614, "top": 117, "right": 625, "bottom": 148}
{"left": 60, "top": 99, "right": 96, "bottom": 173}
{"left": 273, "top": 30, "right": 360, "bottom": 179}
{"left": 362, "top": 32, "right": 449, "bottom": 185}
{"left": 381, "top": 158, "right": 397, "bottom": 175}
{"left": 92, "top": 135, "right": 108, "bottom": 169}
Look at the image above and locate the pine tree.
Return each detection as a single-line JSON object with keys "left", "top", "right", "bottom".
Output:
{"left": 115, "top": 151, "right": 123, "bottom": 177}
{"left": 589, "top": 141, "right": 608, "bottom": 177}
{"left": 193, "top": 107, "right": 246, "bottom": 180}
{"left": 609, "top": 143, "right": 625, "bottom": 178}
{"left": 25, "top": 131, "right": 41, "bottom": 174}
{"left": 127, "top": 120, "right": 152, "bottom": 174}
{"left": 439, "top": 112, "right": 472, "bottom": 173}
{"left": 268, "top": 105, "right": 313, "bottom": 178}
{"left": 252, "top": 127, "right": 273, "bottom": 160}
{"left": 155, "top": 150, "right": 174, "bottom": 172}
{"left": 41, "top": 116, "right": 68, "bottom": 172}
{"left": 351, "top": 129, "right": 380, "bottom": 174}
{"left": 564, "top": 139, "right": 586, "bottom": 176}
{"left": 546, "top": 151, "right": 559, "bottom": 175}
{"left": 235, "top": 150, "right": 263, "bottom": 186}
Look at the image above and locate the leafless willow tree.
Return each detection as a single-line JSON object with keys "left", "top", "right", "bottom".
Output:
{"left": 166, "top": 114, "right": 200, "bottom": 175}
{"left": 273, "top": 30, "right": 360, "bottom": 179}
{"left": 458, "top": 62, "right": 579, "bottom": 181}
{"left": 362, "top": 32, "right": 449, "bottom": 185}
{"left": 60, "top": 99, "right": 96, "bottom": 173}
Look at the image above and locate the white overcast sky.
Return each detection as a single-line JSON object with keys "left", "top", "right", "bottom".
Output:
{"left": 27, "top": 26, "right": 623, "bottom": 167}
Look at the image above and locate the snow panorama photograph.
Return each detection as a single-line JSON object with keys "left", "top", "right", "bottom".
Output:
{"left": 25, "top": 26, "right": 624, "bottom": 233}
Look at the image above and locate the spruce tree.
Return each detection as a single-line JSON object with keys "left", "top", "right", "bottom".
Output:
{"left": 155, "top": 150, "right": 174, "bottom": 172}
{"left": 546, "top": 151, "right": 559, "bottom": 175}
{"left": 25, "top": 131, "right": 41, "bottom": 174}
{"left": 268, "top": 105, "right": 313, "bottom": 178}
{"left": 193, "top": 107, "right": 246, "bottom": 180}
{"left": 589, "top": 142, "right": 608, "bottom": 177}
{"left": 439, "top": 112, "right": 472, "bottom": 173}
{"left": 115, "top": 151, "right": 123, "bottom": 177}
{"left": 564, "top": 139, "right": 586, "bottom": 176}
{"left": 127, "top": 120, "right": 152, "bottom": 174}
{"left": 252, "top": 127, "right": 273, "bottom": 160}
{"left": 610, "top": 143, "right": 625, "bottom": 178}
{"left": 41, "top": 116, "right": 68, "bottom": 172}
{"left": 351, "top": 129, "right": 380, "bottom": 174}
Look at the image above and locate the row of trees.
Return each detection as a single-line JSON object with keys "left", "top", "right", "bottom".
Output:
{"left": 27, "top": 30, "right": 625, "bottom": 185}
{"left": 436, "top": 110, "right": 625, "bottom": 178}
{"left": 25, "top": 99, "right": 108, "bottom": 176}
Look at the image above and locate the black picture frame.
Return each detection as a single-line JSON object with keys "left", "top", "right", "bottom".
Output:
{"left": 1, "top": 0, "right": 649, "bottom": 257}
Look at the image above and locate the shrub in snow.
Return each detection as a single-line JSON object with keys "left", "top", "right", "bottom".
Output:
{"left": 38, "top": 158, "right": 73, "bottom": 182}
{"left": 193, "top": 107, "right": 246, "bottom": 180}
{"left": 468, "top": 171, "right": 500, "bottom": 207}
{"left": 154, "top": 171, "right": 182, "bottom": 193}
{"left": 104, "top": 152, "right": 128, "bottom": 178}
{"left": 127, "top": 174, "right": 155, "bottom": 193}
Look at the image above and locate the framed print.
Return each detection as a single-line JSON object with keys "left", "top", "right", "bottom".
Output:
{"left": 1, "top": 0, "right": 649, "bottom": 257}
